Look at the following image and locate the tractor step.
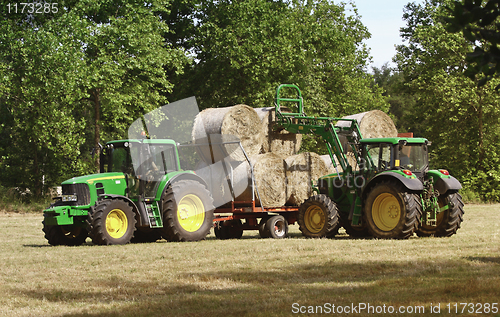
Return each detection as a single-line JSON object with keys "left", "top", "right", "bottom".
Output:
{"left": 144, "top": 198, "right": 163, "bottom": 228}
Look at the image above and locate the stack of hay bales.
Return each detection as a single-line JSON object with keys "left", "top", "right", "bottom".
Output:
{"left": 192, "top": 105, "right": 397, "bottom": 208}
{"left": 192, "top": 104, "right": 289, "bottom": 207}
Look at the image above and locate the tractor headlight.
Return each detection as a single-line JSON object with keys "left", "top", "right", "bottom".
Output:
{"left": 61, "top": 194, "right": 78, "bottom": 202}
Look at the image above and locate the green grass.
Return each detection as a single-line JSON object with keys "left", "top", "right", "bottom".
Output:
{"left": 0, "top": 204, "right": 499, "bottom": 317}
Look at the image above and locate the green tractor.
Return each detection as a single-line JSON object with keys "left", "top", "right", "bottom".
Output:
{"left": 42, "top": 138, "right": 215, "bottom": 246}
{"left": 43, "top": 98, "right": 218, "bottom": 246}
{"left": 274, "top": 84, "right": 464, "bottom": 239}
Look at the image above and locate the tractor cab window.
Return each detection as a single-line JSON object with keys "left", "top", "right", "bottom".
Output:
{"left": 104, "top": 143, "right": 134, "bottom": 175}
{"left": 144, "top": 144, "right": 177, "bottom": 176}
{"left": 365, "top": 143, "right": 393, "bottom": 171}
{"left": 398, "top": 143, "right": 428, "bottom": 173}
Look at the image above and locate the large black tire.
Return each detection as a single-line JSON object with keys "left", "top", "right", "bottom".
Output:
{"left": 258, "top": 216, "right": 271, "bottom": 238}
{"left": 214, "top": 220, "right": 243, "bottom": 240}
{"left": 265, "top": 215, "right": 288, "bottom": 239}
{"left": 161, "top": 180, "right": 214, "bottom": 242}
{"left": 42, "top": 221, "right": 88, "bottom": 246}
{"left": 87, "top": 199, "right": 137, "bottom": 245}
{"left": 297, "top": 194, "right": 340, "bottom": 238}
{"left": 339, "top": 212, "right": 371, "bottom": 238}
{"left": 364, "top": 182, "right": 422, "bottom": 239}
{"left": 417, "top": 192, "right": 464, "bottom": 237}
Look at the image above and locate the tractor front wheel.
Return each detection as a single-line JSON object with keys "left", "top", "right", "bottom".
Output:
{"left": 87, "top": 199, "right": 136, "bottom": 245}
{"left": 364, "top": 182, "right": 421, "bottom": 239}
{"left": 162, "top": 180, "right": 214, "bottom": 242}
{"left": 298, "top": 194, "right": 340, "bottom": 238}
{"left": 417, "top": 192, "right": 464, "bottom": 237}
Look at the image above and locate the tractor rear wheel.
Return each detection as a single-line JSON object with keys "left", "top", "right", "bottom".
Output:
{"left": 417, "top": 192, "right": 464, "bottom": 237}
{"left": 265, "top": 215, "right": 288, "bottom": 239}
{"left": 43, "top": 222, "right": 88, "bottom": 246}
{"left": 364, "top": 182, "right": 422, "bottom": 239}
{"left": 87, "top": 199, "right": 136, "bottom": 245}
{"left": 161, "top": 180, "right": 214, "bottom": 242}
{"left": 298, "top": 194, "right": 340, "bottom": 238}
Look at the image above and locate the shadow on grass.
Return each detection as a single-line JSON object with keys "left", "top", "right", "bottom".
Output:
{"left": 17, "top": 258, "right": 500, "bottom": 317}
{"left": 466, "top": 256, "right": 500, "bottom": 265}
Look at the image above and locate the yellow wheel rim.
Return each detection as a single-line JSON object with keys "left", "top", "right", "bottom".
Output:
{"left": 106, "top": 208, "right": 129, "bottom": 239}
{"left": 372, "top": 193, "right": 401, "bottom": 231}
{"left": 304, "top": 205, "right": 326, "bottom": 234}
{"left": 177, "top": 194, "right": 205, "bottom": 232}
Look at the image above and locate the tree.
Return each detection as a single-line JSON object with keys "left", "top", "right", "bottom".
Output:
{"left": 171, "top": 0, "right": 387, "bottom": 114}
{"left": 372, "top": 63, "right": 418, "bottom": 134}
{"left": 445, "top": 0, "right": 500, "bottom": 88}
{"left": 395, "top": 0, "right": 500, "bottom": 201}
{"left": 0, "top": 0, "right": 187, "bottom": 195}
{"left": 169, "top": 0, "right": 388, "bottom": 152}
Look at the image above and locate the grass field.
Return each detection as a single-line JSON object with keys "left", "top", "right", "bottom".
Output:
{"left": 0, "top": 204, "right": 499, "bottom": 317}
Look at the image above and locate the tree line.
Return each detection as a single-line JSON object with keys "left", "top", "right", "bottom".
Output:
{"left": 0, "top": 0, "right": 498, "bottom": 201}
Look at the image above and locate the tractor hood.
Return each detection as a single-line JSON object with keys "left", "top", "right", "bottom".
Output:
{"left": 62, "top": 172, "right": 126, "bottom": 186}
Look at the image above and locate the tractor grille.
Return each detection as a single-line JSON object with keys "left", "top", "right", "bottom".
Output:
{"left": 62, "top": 183, "right": 91, "bottom": 206}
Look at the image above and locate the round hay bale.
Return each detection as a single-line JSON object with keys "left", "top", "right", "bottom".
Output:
{"left": 285, "top": 152, "right": 329, "bottom": 206}
{"left": 335, "top": 110, "right": 397, "bottom": 139}
{"left": 192, "top": 104, "right": 264, "bottom": 162}
{"left": 254, "top": 107, "right": 302, "bottom": 157}
{"left": 232, "top": 153, "right": 287, "bottom": 207}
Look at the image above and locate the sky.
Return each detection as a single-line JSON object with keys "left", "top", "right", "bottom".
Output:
{"left": 350, "top": 0, "right": 425, "bottom": 70}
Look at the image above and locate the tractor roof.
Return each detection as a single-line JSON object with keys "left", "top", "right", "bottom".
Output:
{"left": 359, "top": 137, "right": 428, "bottom": 145}
{"left": 106, "top": 139, "right": 177, "bottom": 145}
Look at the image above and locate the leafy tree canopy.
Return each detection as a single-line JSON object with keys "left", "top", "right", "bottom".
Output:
{"left": 445, "top": 0, "right": 500, "bottom": 88}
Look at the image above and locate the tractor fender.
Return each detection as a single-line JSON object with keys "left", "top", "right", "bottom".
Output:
{"left": 97, "top": 194, "right": 145, "bottom": 225}
{"left": 98, "top": 194, "right": 139, "bottom": 211}
{"left": 165, "top": 172, "right": 209, "bottom": 190}
{"left": 363, "top": 171, "right": 424, "bottom": 197}
{"left": 434, "top": 175, "right": 462, "bottom": 195}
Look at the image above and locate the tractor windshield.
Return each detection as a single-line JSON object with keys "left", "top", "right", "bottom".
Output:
{"left": 398, "top": 143, "right": 428, "bottom": 172}
{"left": 104, "top": 143, "right": 134, "bottom": 174}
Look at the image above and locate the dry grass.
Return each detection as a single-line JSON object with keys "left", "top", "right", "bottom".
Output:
{"left": 0, "top": 204, "right": 499, "bottom": 317}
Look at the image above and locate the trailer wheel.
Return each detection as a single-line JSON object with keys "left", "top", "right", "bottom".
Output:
{"left": 214, "top": 220, "right": 243, "bottom": 240}
{"left": 364, "top": 182, "right": 421, "bottom": 239}
{"left": 42, "top": 222, "right": 88, "bottom": 246}
{"left": 417, "top": 192, "right": 464, "bottom": 237}
{"left": 265, "top": 215, "right": 288, "bottom": 239}
{"left": 162, "top": 180, "right": 214, "bottom": 242}
{"left": 258, "top": 217, "right": 270, "bottom": 238}
{"left": 87, "top": 199, "right": 136, "bottom": 245}
{"left": 298, "top": 194, "right": 340, "bottom": 238}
